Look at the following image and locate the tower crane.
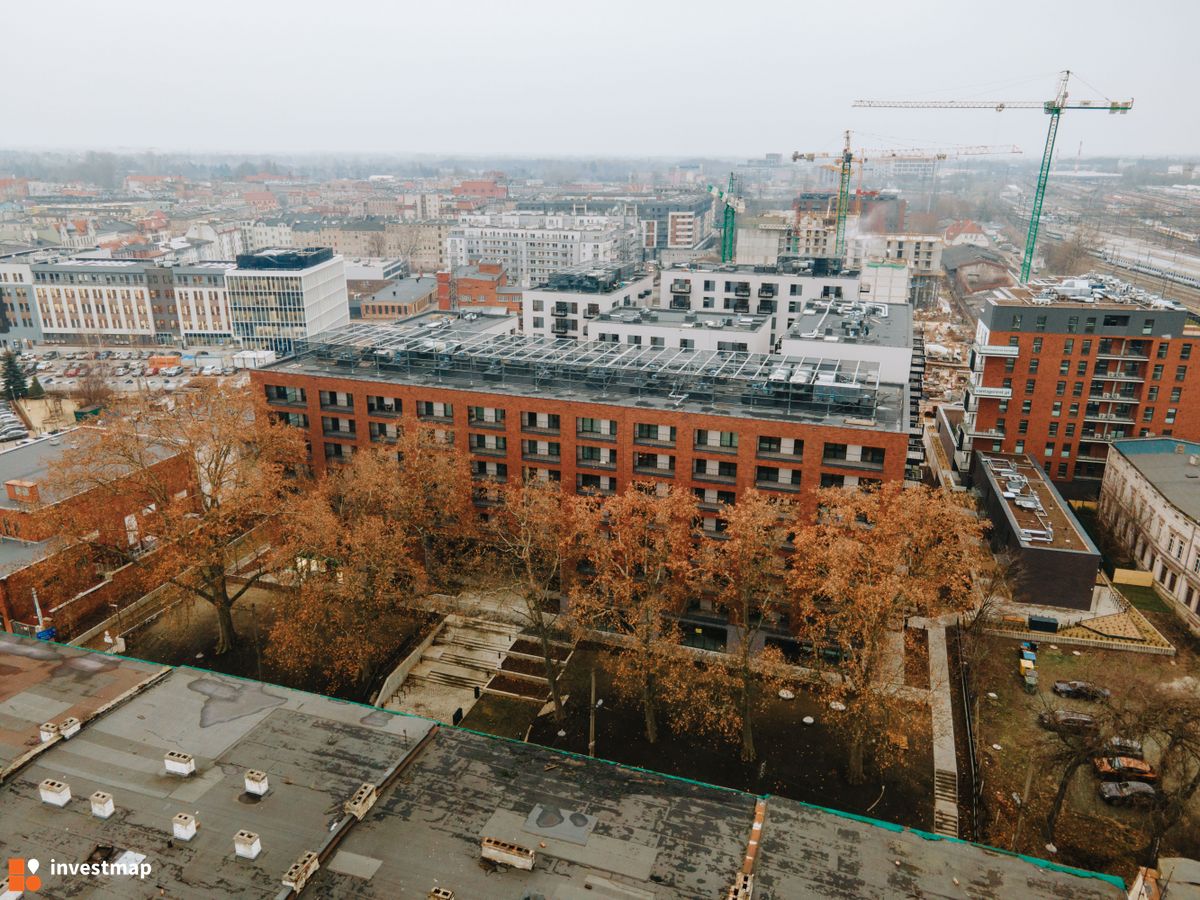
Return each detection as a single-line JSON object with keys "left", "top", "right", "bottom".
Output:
{"left": 793, "top": 133, "right": 1021, "bottom": 259}
{"left": 707, "top": 172, "right": 745, "bottom": 263}
{"left": 853, "top": 70, "right": 1132, "bottom": 282}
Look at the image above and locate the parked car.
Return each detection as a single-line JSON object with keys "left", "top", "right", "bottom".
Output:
{"left": 1038, "top": 710, "right": 1099, "bottom": 734}
{"left": 1052, "top": 681, "right": 1110, "bottom": 701}
{"left": 1107, "top": 737, "right": 1145, "bottom": 759}
{"left": 64, "top": 367, "right": 78, "bottom": 377}
{"left": 1094, "top": 757, "right": 1157, "bottom": 782}
{"left": 146, "top": 366, "right": 159, "bottom": 376}
{"left": 201, "top": 365, "right": 216, "bottom": 376}
{"left": 1099, "top": 781, "right": 1158, "bottom": 807}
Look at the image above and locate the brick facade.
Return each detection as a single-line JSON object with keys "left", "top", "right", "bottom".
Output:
{"left": 253, "top": 369, "right": 909, "bottom": 512}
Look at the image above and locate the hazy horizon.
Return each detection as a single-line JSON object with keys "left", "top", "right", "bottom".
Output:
{"left": 2, "top": 0, "right": 1197, "bottom": 159}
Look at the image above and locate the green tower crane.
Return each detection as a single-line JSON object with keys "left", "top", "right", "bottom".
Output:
{"left": 707, "top": 173, "right": 744, "bottom": 263}
{"left": 853, "top": 70, "right": 1132, "bottom": 282}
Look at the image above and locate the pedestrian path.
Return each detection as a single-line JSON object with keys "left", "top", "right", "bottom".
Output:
{"left": 924, "top": 620, "right": 960, "bottom": 837}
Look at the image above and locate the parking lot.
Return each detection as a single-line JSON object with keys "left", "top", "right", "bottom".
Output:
{"left": 970, "top": 621, "right": 1200, "bottom": 881}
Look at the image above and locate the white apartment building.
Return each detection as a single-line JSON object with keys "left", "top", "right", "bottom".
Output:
{"left": 184, "top": 222, "right": 245, "bottom": 260}
{"left": 31, "top": 259, "right": 158, "bottom": 342}
{"left": 858, "top": 260, "right": 911, "bottom": 305}
{"left": 227, "top": 248, "right": 349, "bottom": 355}
{"left": 778, "top": 298, "right": 913, "bottom": 384}
{"left": 658, "top": 263, "right": 861, "bottom": 347}
{"left": 591, "top": 306, "right": 774, "bottom": 354}
{"left": 446, "top": 213, "right": 638, "bottom": 289}
{"left": 171, "top": 262, "right": 236, "bottom": 343}
{"left": 522, "top": 266, "right": 654, "bottom": 340}
{"left": 1099, "top": 438, "right": 1200, "bottom": 634}
{"left": 241, "top": 220, "right": 295, "bottom": 252}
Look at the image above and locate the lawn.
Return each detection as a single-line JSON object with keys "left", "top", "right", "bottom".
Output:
{"left": 1116, "top": 582, "right": 1171, "bottom": 614}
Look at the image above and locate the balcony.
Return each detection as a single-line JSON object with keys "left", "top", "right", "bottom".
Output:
{"left": 755, "top": 478, "right": 801, "bottom": 493}
{"left": 322, "top": 429, "right": 356, "bottom": 440}
{"left": 577, "top": 429, "right": 616, "bottom": 443}
{"left": 965, "top": 426, "right": 1005, "bottom": 439}
{"left": 319, "top": 400, "right": 354, "bottom": 413}
{"left": 670, "top": 280, "right": 691, "bottom": 294}
{"left": 471, "top": 444, "right": 507, "bottom": 457}
{"left": 757, "top": 286, "right": 777, "bottom": 299}
{"left": 733, "top": 285, "right": 751, "bottom": 298}
{"left": 694, "top": 442, "right": 738, "bottom": 456}
{"left": 266, "top": 394, "right": 307, "bottom": 409}
{"left": 1083, "top": 412, "right": 1136, "bottom": 425}
{"left": 468, "top": 418, "right": 506, "bottom": 431}
{"left": 968, "top": 383, "right": 1012, "bottom": 399}
{"left": 521, "top": 422, "right": 561, "bottom": 436}
{"left": 634, "top": 465, "right": 675, "bottom": 478}
{"left": 633, "top": 436, "right": 675, "bottom": 449}
{"left": 693, "top": 469, "right": 736, "bottom": 485}
{"left": 471, "top": 471, "right": 508, "bottom": 484}
{"left": 971, "top": 343, "right": 1020, "bottom": 358}
{"left": 1092, "top": 371, "right": 1145, "bottom": 383}
{"left": 551, "top": 319, "right": 571, "bottom": 335}
{"left": 1096, "top": 349, "right": 1149, "bottom": 361}
{"left": 576, "top": 457, "right": 616, "bottom": 471}
{"left": 366, "top": 403, "right": 402, "bottom": 418}
{"left": 370, "top": 432, "right": 398, "bottom": 444}
{"left": 522, "top": 452, "right": 562, "bottom": 464}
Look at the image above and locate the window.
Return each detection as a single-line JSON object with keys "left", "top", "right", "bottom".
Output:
{"left": 1068, "top": 402, "right": 1079, "bottom": 416}
{"left": 1166, "top": 408, "right": 1177, "bottom": 424}
{"left": 1182, "top": 343, "right": 1193, "bottom": 360}
{"left": 1028, "top": 359, "right": 1039, "bottom": 374}
{"left": 1142, "top": 407, "right": 1155, "bottom": 423}
{"left": 1171, "top": 387, "right": 1182, "bottom": 402}
{"left": 577, "top": 417, "right": 615, "bottom": 438}
{"left": 1056, "top": 381, "right": 1066, "bottom": 396}
{"left": 819, "top": 473, "right": 844, "bottom": 488}
{"left": 1103, "top": 314, "right": 1130, "bottom": 328}
{"left": 1076, "top": 360, "right": 1088, "bottom": 376}
{"left": 1010, "top": 314, "right": 1023, "bottom": 330}
{"left": 1035, "top": 316, "right": 1047, "bottom": 333}
{"left": 416, "top": 400, "right": 453, "bottom": 420}
{"left": 1084, "top": 318, "right": 1096, "bottom": 334}
{"left": 861, "top": 447, "right": 886, "bottom": 466}
{"left": 1025, "top": 380, "right": 1036, "bottom": 395}
{"left": 1032, "top": 337, "right": 1043, "bottom": 353}
{"left": 1008, "top": 335, "right": 1020, "bottom": 347}
{"left": 1052, "top": 401, "right": 1062, "bottom": 417}
{"left": 1176, "top": 365, "right": 1188, "bottom": 382}
{"left": 1044, "top": 442, "right": 1055, "bottom": 457}
{"left": 1142, "top": 318, "right": 1155, "bottom": 335}
{"left": 1057, "top": 463, "right": 1068, "bottom": 478}
{"left": 1066, "top": 316, "right": 1078, "bottom": 334}
{"left": 1148, "top": 386, "right": 1159, "bottom": 401}
{"left": 822, "top": 443, "right": 848, "bottom": 461}
{"left": 521, "top": 412, "right": 560, "bottom": 432}
{"left": 1021, "top": 400, "right": 1032, "bottom": 414}
{"left": 1014, "top": 440, "right": 1025, "bottom": 454}
{"left": 469, "top": 406, "right": 505, "bottom": 426}
{"left": 1063, "top": 339, "right": 1075, "bottom": 355}
{"left": 1065, "top": 423, "right": 1076, "bottom": 437}
{"left": 1059, "top": 360, "right": 1070, "bottom": 376}
{"left": 1157, "top": 343, "right": 1169, "bottom": 360}
{"left": 1153, "top": 365, "right": 1163, "bottom": 381}
{"left": 1048, "top": 422, "right": 1059, "bottom": 436}
{"left": 635, "top": 423, "right": 675, "bottom": 444}
{"left": 1018, "top": 419, "right": 1028, "bottom": 434}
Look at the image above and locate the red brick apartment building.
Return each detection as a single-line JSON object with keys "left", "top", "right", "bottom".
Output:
{"left": 0, "top": 429, "right": 190, "bottom": 634}
{"left": 252, "top": 326, "right": 913, "bottom": 517}
{"left": 437, "top": 262, "right": 522, "bottom": 313}
{"left": 954, "top": 279, "right": 1200, "bottom": 492}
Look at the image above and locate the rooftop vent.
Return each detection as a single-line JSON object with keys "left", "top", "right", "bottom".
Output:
{"left": 234, "top": 830, "right": 262, "bottom": 860}
{"left": 282, "top": 851, "right": 320, "bottom": 891}
{"left": 480, "top": 837, "right": 535, "bottom": 871}
{"left": 727, "top": 873, "right": 755, "bottom": 900}
{"left": 59, "top": 716, "right": 80, "bottom": 740}
{"left": 39, "top": 779, "right": 70, "bottom": 807}
{"left": 173, "top": 812, "right": 197, "bottom": 841}
{"left": 344, "top": 782, "right": 378, "bottom": 820}
{"left": 244, "top": 770, "right": 269, "bottom": 796}
{"left": 428, "top": 890, "right": 455, "bottom": 900}
{"left": 5, "top": 480, "right": 39, "bottom": 504}
{"left": 91, "top": 791, "right": 114, "bottom": 819}
{"left": 164, "top": 750, "right": 195, "bottom": 777}
{"left": 39, "top": 722, "right": 59, "bottom": 743}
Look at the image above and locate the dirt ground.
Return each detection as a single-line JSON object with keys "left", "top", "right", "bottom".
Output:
{"left": 515, "top": 647, "right": 933, "bottom": 830}
{"left": 117, "top": 585, "right": 433, "bottom": 702}
{"left": 969, "top": 625, "right": 1200, "bottom": 882}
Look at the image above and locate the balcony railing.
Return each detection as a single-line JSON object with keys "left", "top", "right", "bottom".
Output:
{"left": 755, "top": 479, "right": 801, "bottom": 493}
{"left": 693, "top": 470, "right": 736, "bottom": 484}
{"left": 323, "top": 429, "right": 356, "bottom": 440}
{"left": 577, "top": 429, "right": 616, "bottom": 442}
{"left": 471, "top": 444, "right": 507, "bottom": 457}
{"left": 366, "top": 404, "right": 402, "bottom": 417}
{"left": 634, "top": 465, "right": 675, "bottom": 478}
{"left": 576, "top": 457, "right": 616, "bottom": 471}
{"left": 522, "top": 452, "right": 562, "bottom": 464}
{"left": 670, "top": 281, "right": 691, "bottom": 294}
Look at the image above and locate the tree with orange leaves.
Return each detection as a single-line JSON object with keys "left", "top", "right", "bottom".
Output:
{"left": 488, "top": 476, "right": 583, "bottom": 722}
{"left": 569, "top": 483, "right": 697, "bottom": 744}
{"left": 787, "top": 482, "right": 987, "bottom": 784}
{"left": 686, "top": 490, "right": 793, "bottom": 761}
{"left": 389, "top": 425, "right": 478, "bottom": 581}
{"left": 47, "top": 381, "right": 306, "bottom": 654}
{"left": 268, "top": 448, "right": 428, "bottom": 693}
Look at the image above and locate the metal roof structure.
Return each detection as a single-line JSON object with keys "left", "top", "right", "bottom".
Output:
{"left": 292, "top": 326, "right": 887, "bottom": 422}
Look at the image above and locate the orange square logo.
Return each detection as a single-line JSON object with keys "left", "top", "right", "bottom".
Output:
{"left": 7, "top": 857, "right": 42, "bottom": 892}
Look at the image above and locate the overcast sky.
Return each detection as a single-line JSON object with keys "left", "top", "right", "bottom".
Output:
{"left": 3, "top": 0, "right": 1195, "bottom": 159}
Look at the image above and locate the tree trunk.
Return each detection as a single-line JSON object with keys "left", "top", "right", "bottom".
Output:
{"left": 214, "top": 601, "right": 238, "bottom": 655}
{"left": 847, "top": 731, "right": 867, "bottom": 785}
{"left": 642, "top": 675, "right": 658, "bottom": 744}
{"left": 539, "top": 627, "right": 565, "bottom": 722}
{"left": 740, "top": 663, "right": 756, "bottom": 762}
{"left": 1045, "top": 756, "right": 1086, "bottom": 844}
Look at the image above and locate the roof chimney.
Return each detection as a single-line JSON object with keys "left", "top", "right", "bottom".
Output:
{"left": 91, "top": 791, "right": 114, "bottom": 819}
{"left": 6, "top": 480, "right": 39, "bottom": 504}
{"left": 39, "top": 779, "right": 71, "bottom": 807}
{"left": 282, "top": 851, "right": 320, "bottom": 891}
{"left": 172, "top": 812, "right": 197, "bottom": 841}
{"left": 234, "top": 830, "right": 262, "bottom": 860}
{"left": 244, "top": 770, "right": 269, "bottom": 797}
{"left": 164, "top": 750, "right": 195, "bottom": 776}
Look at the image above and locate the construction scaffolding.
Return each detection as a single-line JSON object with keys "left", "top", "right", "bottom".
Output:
{"left": 293, "top": 325, "right": 887, "bottom": 422}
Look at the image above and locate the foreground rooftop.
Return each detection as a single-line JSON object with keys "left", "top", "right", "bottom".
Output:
{"left": 0, "top": 635, "right": 1125, "bottom": 899}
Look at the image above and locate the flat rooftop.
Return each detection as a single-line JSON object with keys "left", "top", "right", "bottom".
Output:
{"left": 1111, "top": 438, "right": 1200, "bottom": 522}
{"left": 598, "top": 306, "right": 771, "bottom": 333}
{"left": 270, "top": 327, "right": 908, "bottom": 432}
{"left": 786, "top": 299, "right": 912, "bottom": 351}
{"left": 0, "top": 634, "right": 1126, "bottom": 899}
{"left": 987, "top": 273, "right": 1189, "bottom": 313}
{"left": 0, "top": 634, "right": 165, "bottom": 776}
{"left": 977, "top": 453, "right": 1098, "bottom": 553}
{"left": 365, "top": 276, "right": 437, "bottom": 304}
